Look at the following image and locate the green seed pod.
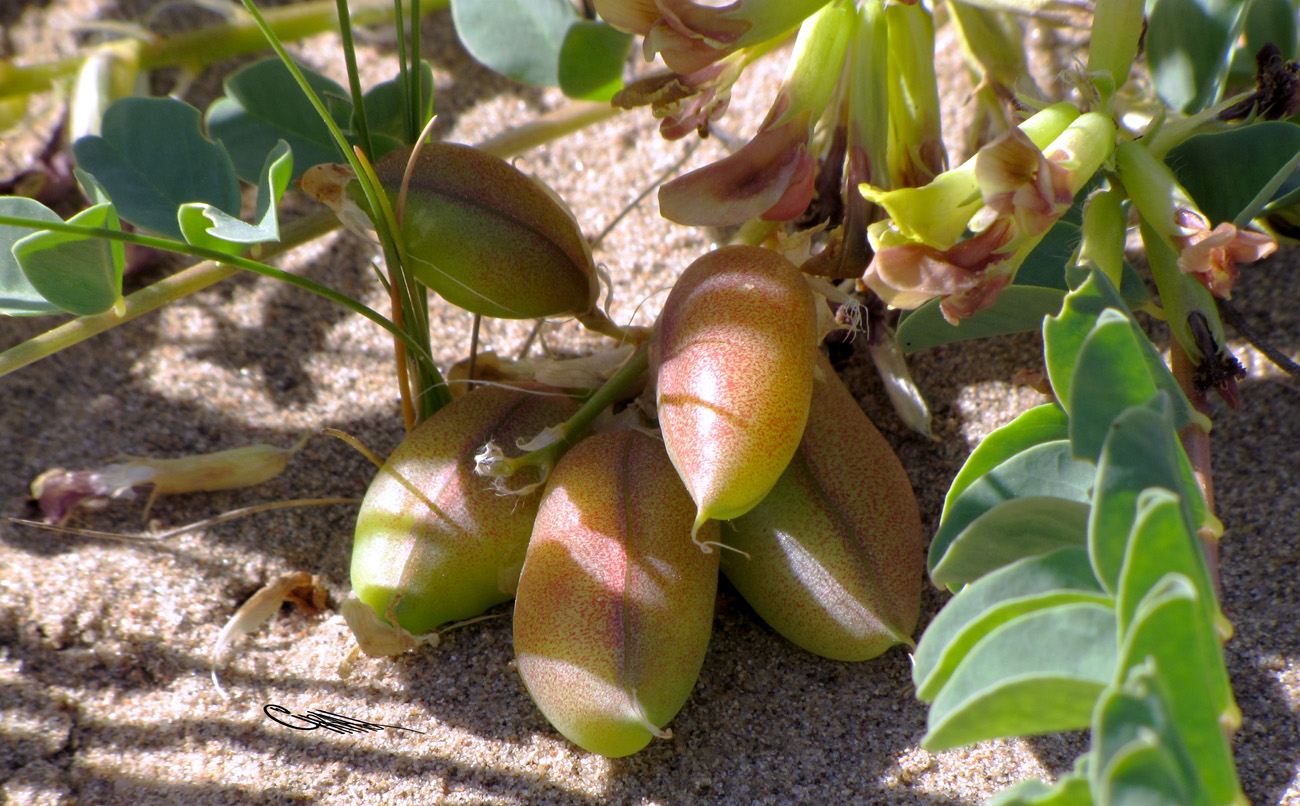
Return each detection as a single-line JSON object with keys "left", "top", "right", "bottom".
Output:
{"left": 302, "top": 143, "right": 600, "bottom": 320}
{"left": 652, "top": 245, "right": 818, "bottom": 544}
{"left": 723, "top": 352, "right": 923, "bottom": 661}
{"left": 348, "top": 385, "right": 579, "bottom": 654}
{"left": 381, "top": 144, "right": 599, "bottom": 319}
{"left": 513, "top": 430, "right": 720, "bottom": 757}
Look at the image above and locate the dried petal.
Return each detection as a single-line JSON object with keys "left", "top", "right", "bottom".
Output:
{"left": 1175, "top": 214, "right": 1277, "bottom": 299}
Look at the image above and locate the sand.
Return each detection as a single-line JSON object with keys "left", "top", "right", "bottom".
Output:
{"left": 2, "top": 4, "right": 1298, "bottom": 804}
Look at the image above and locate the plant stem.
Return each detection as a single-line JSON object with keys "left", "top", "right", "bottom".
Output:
{"left": 1, "top": 101, "right": 630, "bottom": 378}
{"left": 474, "top": 101, "right": 624, "bottom": 158}
{"left": 0, "top": 0, "right": 447, "bottom": 101}
{"left": 480, "top": 344, "right": 650, "bottom": 488}
{"left": 0, "top": 211, "right": 444, "bottom": 375}
{"left": 1170, "top": 340, "right": 1221, "bottom": 595}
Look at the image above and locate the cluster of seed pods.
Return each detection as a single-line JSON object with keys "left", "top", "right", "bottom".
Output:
{"left": 339, "top": 146, "right": 923, "bottom": 757}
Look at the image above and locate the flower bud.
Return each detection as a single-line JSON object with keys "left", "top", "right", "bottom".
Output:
{"left": 348, "top": 385, "right": 579, "bottom": 654}
{"left": 652, "top": 246, "right": 818, "bottom": 546}
{"left": 513, "top": 430, "right": 719, "bottom": 757}
{"left": 724, "top": 353, "right": 922, "bottom": 660}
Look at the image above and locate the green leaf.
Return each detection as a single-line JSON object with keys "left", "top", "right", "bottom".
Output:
{"left": 0, "top": 197, "right": 63, "bottom": 316}
{"left": 178, "top": 140, "right": 293, "bottom": 254}
{"left": 1167, "top": 123, "right": 1300, "bottom": 227}
{"left": 1115, "top": 491, "right": 1223, "bottom": 639}
{"left": 1097, "top": 731, "right": 1199, "bottom": 806}
{"left": 929, "top": 440, "right": 1096, "bottom": 583}
{"left": 558, "top": 20, "right": 633, "bottom": 101}
{"left": 362, "top": 61, "right": 436, "bottom": 154}
{"left": 73, "top": 97, "right": 241, "bottom": 240}
{"left": 1230, "top": 0, "right": 1299, "bottom": 82}
{"left": 987, "top": 766, "right": 1093, "bottom": 806}
{"left": 915, "top": 547, "right": 1108, "bottom": 700}
{"left": 1088, "top": 395, "right": 1209, "bottom": 594}
{"left": 74, "top": 168, "right": 111, "bottom": 206}
{"left": 922, "top": 601, "right": 1117, "bottom": 751}
{"left": 1145, "top": 0, "right": 1251, "bottom": 113}
{"left": 205, "top": 57, "right": 351, "bottom": 183}
{"left": 1043, "top": 269, "right": 1198, "bottom": 430}
{"left": 930, "top": 497, "right": 1091, "bottom": 589}
{"left": 1068, "top": 309, "right": 1161, "bottom": 462}
{"left": 1117, "top": 575, "right": 1240, "bottom": 802}
{"left": 941, "top": 403, "right": 1069, "bottom": 520}
{"left": 897, "top": 286, "right": 1066, "bottom": 352}
{"left": 12, "top": 203, "right": 124, "bottom": 316}
{"left": 1092, "top": 663, "right": 1209, "bottom": 806}
{"left": 450, "top": 0, "right": 578, "bottom": 87}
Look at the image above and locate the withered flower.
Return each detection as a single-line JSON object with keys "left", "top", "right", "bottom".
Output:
{"left": 1173, "top": 209, "right": 1277, "bottom": 299}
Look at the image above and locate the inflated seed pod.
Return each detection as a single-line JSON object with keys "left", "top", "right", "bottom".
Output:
{"left": 303, "top": 143, "right": 599, "bottom": 320}
{"left": 722, "top": 352, "right": 923, "bottom": 660}
{"left": 348, "top": 385, "right": 578, "bottom": 653}
{"left": 513, "top": 430, "right": 720, "bottom": 757}
{"left": 652, "top": 245, "right": 819, "bottom": 543}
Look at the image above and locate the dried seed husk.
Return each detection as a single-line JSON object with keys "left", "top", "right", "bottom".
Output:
{"left": 376, "top": 143, "right": 600, "bottom": 320}
{"left": 723, "top": 353, "right": 922, "bottom": 660}
{"left": 513, "top": 430, "right": 720, "bottom": 757}
{"left": 349, "top": 385, "right": 579, "bottom": 650}
{"left": 652, "top": 245, "right": 818, "bottom": 539}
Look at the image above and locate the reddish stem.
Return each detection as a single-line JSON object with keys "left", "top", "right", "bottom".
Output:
{"left": 1170, "top": 341, "right": 1221, "bottom": 593}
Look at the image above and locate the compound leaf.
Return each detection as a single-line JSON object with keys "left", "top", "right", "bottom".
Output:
{"left": 1068, "top": 308, "right": 1160, "bottom": 462}
{"left": 73, "top": 97, "right": 240, "bottom": 239}
{"left": 922, "top": 601, "right": 1117, "bottom": 751}
{"left": 451, "top": 0, "right": 578, "bottom": 87}
{"left": 929, "top": 440, "right": 1095, "bottom": 584}
{"left": 1089, "top": 395, "right": 1208, "bottom": 594}
{"left": 205, "top": 57, "right": 351, "bottom": 182}
{"left": 915, "top": 547, "right": 1107, "bottom": 700}
{"left": 178, "top": 140, "right": 293, "bottom": 253}
{"left": 13, "top": 202, "right": 124, "bottom": 316}
{"left": 0, "top": 197, "right": 63, "bottom": 316}
{"left": 930, "top": 497, "right": 1091, "bottom": 589}
{"left": 941, "top": 403, "right": 1069, "bottom": 520}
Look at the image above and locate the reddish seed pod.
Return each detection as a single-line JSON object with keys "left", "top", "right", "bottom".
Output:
{"left": 348, "top": 385, "right": 578, "bottom": 652}
{"left": 722, "top": 352, "right": 923, "bottom": 661}
{"left": 513, "top": 430, "right": 720, "bottom": 757}
{"left": 652, "top": 245, "right": 818, "bottom": 544}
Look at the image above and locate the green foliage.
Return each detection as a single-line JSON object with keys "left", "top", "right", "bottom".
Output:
{"left": 1167, "top": 123, "right": 1300, "bottom": 226}
{"left": 179, "top": 141, "right": 293, "bottom": 255}
{"left": 451, "top": 0, "right": 577, "bottom": 87}
{"left": 450, "top": 0, "right": 629, "bottom": 99}
{"left": 916, "top": 272, "right": 1243, "bottom": 801}
{"left": 928, "top": 440, "right": 1095, "bottom": 588}
{"left": 205, "top": 58, "right": 351, "bottom": 182}
{"left": 558, "top": 21, "right": 633, "bottom": 102}
{"left": 0, "top": 197, "right": 63, "bottom": 316}
{"left": 11, "top": 202, "right": 124, "bottom": 315}
{"left": 73, "top": 97, "right": 242, "bottom": 239}
{"left": 1145, "top": 0, "right": 1250, "bottom": 113}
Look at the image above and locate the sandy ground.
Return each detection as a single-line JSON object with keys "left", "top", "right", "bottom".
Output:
{"left": 2, "top": 3, "right": 1299, "bottom": 805}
